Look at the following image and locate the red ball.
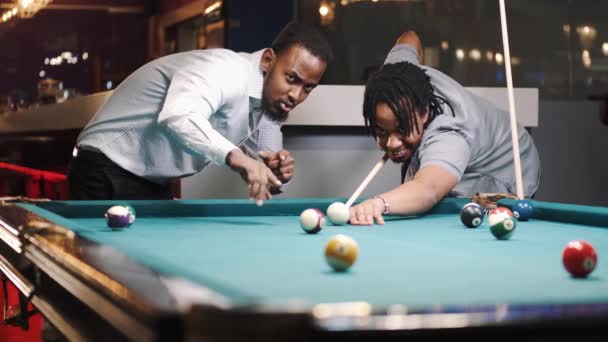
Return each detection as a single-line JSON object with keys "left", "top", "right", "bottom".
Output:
{"left": 489, "top": 207, "right": 513, "bottom": 218}
{"left": 562, "top": 240, "right": 598, "bottom": 278}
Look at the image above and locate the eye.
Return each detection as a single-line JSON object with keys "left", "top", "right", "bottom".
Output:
{"left": 286, "top": 74, "right": 296, "bottom": 82}
{"left": 375, "top": 128, "right": 388, "bottom": 138}
{"left": 304, "top": 85, "right": 315, "bottom": 92}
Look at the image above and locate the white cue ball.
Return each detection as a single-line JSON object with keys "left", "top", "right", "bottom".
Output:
{"left": 299, "top": 208, "right": 325, "bottom": 234}
{"left": 327, "top": 202, "right": 350, "bottom": 225}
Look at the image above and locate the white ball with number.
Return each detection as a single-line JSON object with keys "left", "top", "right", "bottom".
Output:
{"left": 327, "top": 202, "right": 350, "bottom": 225}
{"left": 299, "top": 208, "right": 325, "bottom": 234}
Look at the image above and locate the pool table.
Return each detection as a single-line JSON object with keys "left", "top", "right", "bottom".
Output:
{"left": 0, "top": 197, "right": 607, "bottom": 341}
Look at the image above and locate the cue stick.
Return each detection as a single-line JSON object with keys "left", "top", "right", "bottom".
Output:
{"left": 345, "top": 153, "right": 389, "bottom": 208}
{"left": 499, "top": 0, "right": 525, "bottom": 200}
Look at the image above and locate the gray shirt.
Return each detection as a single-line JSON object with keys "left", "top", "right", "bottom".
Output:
{"left": 77, "top": 49, "right": 282, "bottom": 184}
{"left": 385, "top": 44, "right": 541, "bottom": 198}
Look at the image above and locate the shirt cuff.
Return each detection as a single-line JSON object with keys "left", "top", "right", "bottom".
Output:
{"left": 213, "top": 141, "right": 239, "bottom": 167}
{"left": 159, "top": 113, "right": 239, "bottom": 168}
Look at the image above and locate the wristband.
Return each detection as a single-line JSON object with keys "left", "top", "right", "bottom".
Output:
{"left": 373, "top": 196, "right": 390, "bottom": 215}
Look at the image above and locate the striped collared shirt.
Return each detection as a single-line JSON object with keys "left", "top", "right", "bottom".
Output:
{"left": 77, "top": 49, "right": 282, "bottom": 184}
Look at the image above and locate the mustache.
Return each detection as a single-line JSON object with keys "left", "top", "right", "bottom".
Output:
{"left": 283, "top": 99, "right": 295, "bottom": 108}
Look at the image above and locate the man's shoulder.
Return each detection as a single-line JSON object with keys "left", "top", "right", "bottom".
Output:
{"left": 157, "top": 49, "right": 253, "bottom": 80}
{"left": 159, "top": 48, "right": 247, "bottom": 65}
{"left": 195, "top": 48, "right": 245, "bottom": 61}
{"left": 419, "top": 116, "right": 469, "bottom": 149}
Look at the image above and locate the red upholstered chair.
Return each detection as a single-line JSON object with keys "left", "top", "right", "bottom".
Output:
{"left": 0, "top": 162, "right": 67, "bottom": 342}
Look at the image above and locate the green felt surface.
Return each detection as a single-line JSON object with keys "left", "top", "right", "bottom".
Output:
{"left": 21, "top": 199, "right": 608, "bottom": 309}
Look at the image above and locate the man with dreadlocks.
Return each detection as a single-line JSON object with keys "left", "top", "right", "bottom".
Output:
{"left": 349, "top": 31, "right": 541, "bottom": 225}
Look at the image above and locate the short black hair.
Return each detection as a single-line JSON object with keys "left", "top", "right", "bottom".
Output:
{"left": 363, "top": 62, "right": 454, "bottom": 139}
{"left": 271, "top": 22, "right": 334, "bottom": 64}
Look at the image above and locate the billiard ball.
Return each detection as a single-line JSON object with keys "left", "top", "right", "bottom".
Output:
{"left": 489, "top": 207, "right": 514, "bottom": 219}
{"left": 489, "top": 216, "right": 516, "bottom": 240}
{"left": 327, "top": 202, "right": 350, "bottom": 225}
{"left": 122, "top": 205, "right": 136, "bottom": 225}
{"left": 562, "top": 240, "right": 597, "bottom": 278}
{"left": 325, "top": 234, "right": 359, "bottom": 272}
{"left": 488, "top": 212, "right": 507, "bottom": 227}
{"left": 512, "top": 200, "right": 534, "bottom": 221}
{"left": 299, "top": 208, "right": 325, "bottom": 234}
{"left": 460, "top": 202, "right": 485, "bottom": 228}
{"left": 105, "top": 205, "right": 134, "bottom": 230}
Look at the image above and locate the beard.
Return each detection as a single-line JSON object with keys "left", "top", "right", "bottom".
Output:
{"left": 265, "top": 109, "right": 289, "bottom": 122}
{"left": 262, "top": 98, "right": 289, "bottom": 123}
{"left": 261, "top": 69, "right": 291, "bottom": 123}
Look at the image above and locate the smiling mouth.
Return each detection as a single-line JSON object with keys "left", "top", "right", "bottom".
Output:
{"left": 389, "top": 149, "right": 412, "bottom": 161}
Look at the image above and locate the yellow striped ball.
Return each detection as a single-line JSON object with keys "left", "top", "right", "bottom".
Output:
{"left": 325, "top": 234, "right": 359, "bottom": 272}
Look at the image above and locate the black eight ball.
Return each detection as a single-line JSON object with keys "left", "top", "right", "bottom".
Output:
{"left": 460, "top": 203, "right": 485, "bottom": 228}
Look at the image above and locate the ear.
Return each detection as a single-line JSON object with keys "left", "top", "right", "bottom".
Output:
{"left": 261, "top": 48, "right": 276, "bottom": 74}
{"left": 420, "top": 105, "right": 430, "bottom": 125}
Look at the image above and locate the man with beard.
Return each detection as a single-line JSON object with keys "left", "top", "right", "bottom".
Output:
{"left": 68, "top": 22, "right": 332, "bottom": 204}
{"left": 348, "top": 31, "right": 540, "bottom": 225}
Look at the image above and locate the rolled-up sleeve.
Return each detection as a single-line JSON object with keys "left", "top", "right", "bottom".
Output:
{"left": 384, "top": 44, "right": 421, "bottom": 65}
{"left": 418, "top": 131, "right": 471, "bottom": 181}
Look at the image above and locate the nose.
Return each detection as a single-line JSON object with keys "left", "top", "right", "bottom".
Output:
{"left": 386, "top": 133, "right": 403, "bottom": 150}
{"left": 288, "top": 86, "right": 304, "bottom": 103}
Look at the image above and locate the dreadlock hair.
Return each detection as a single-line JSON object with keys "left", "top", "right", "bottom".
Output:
{"left": 363, "top": 62, "right": 454, "bottom": 140}
{"left": 271, "top": 22, "right": 334, "bottom": 64}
